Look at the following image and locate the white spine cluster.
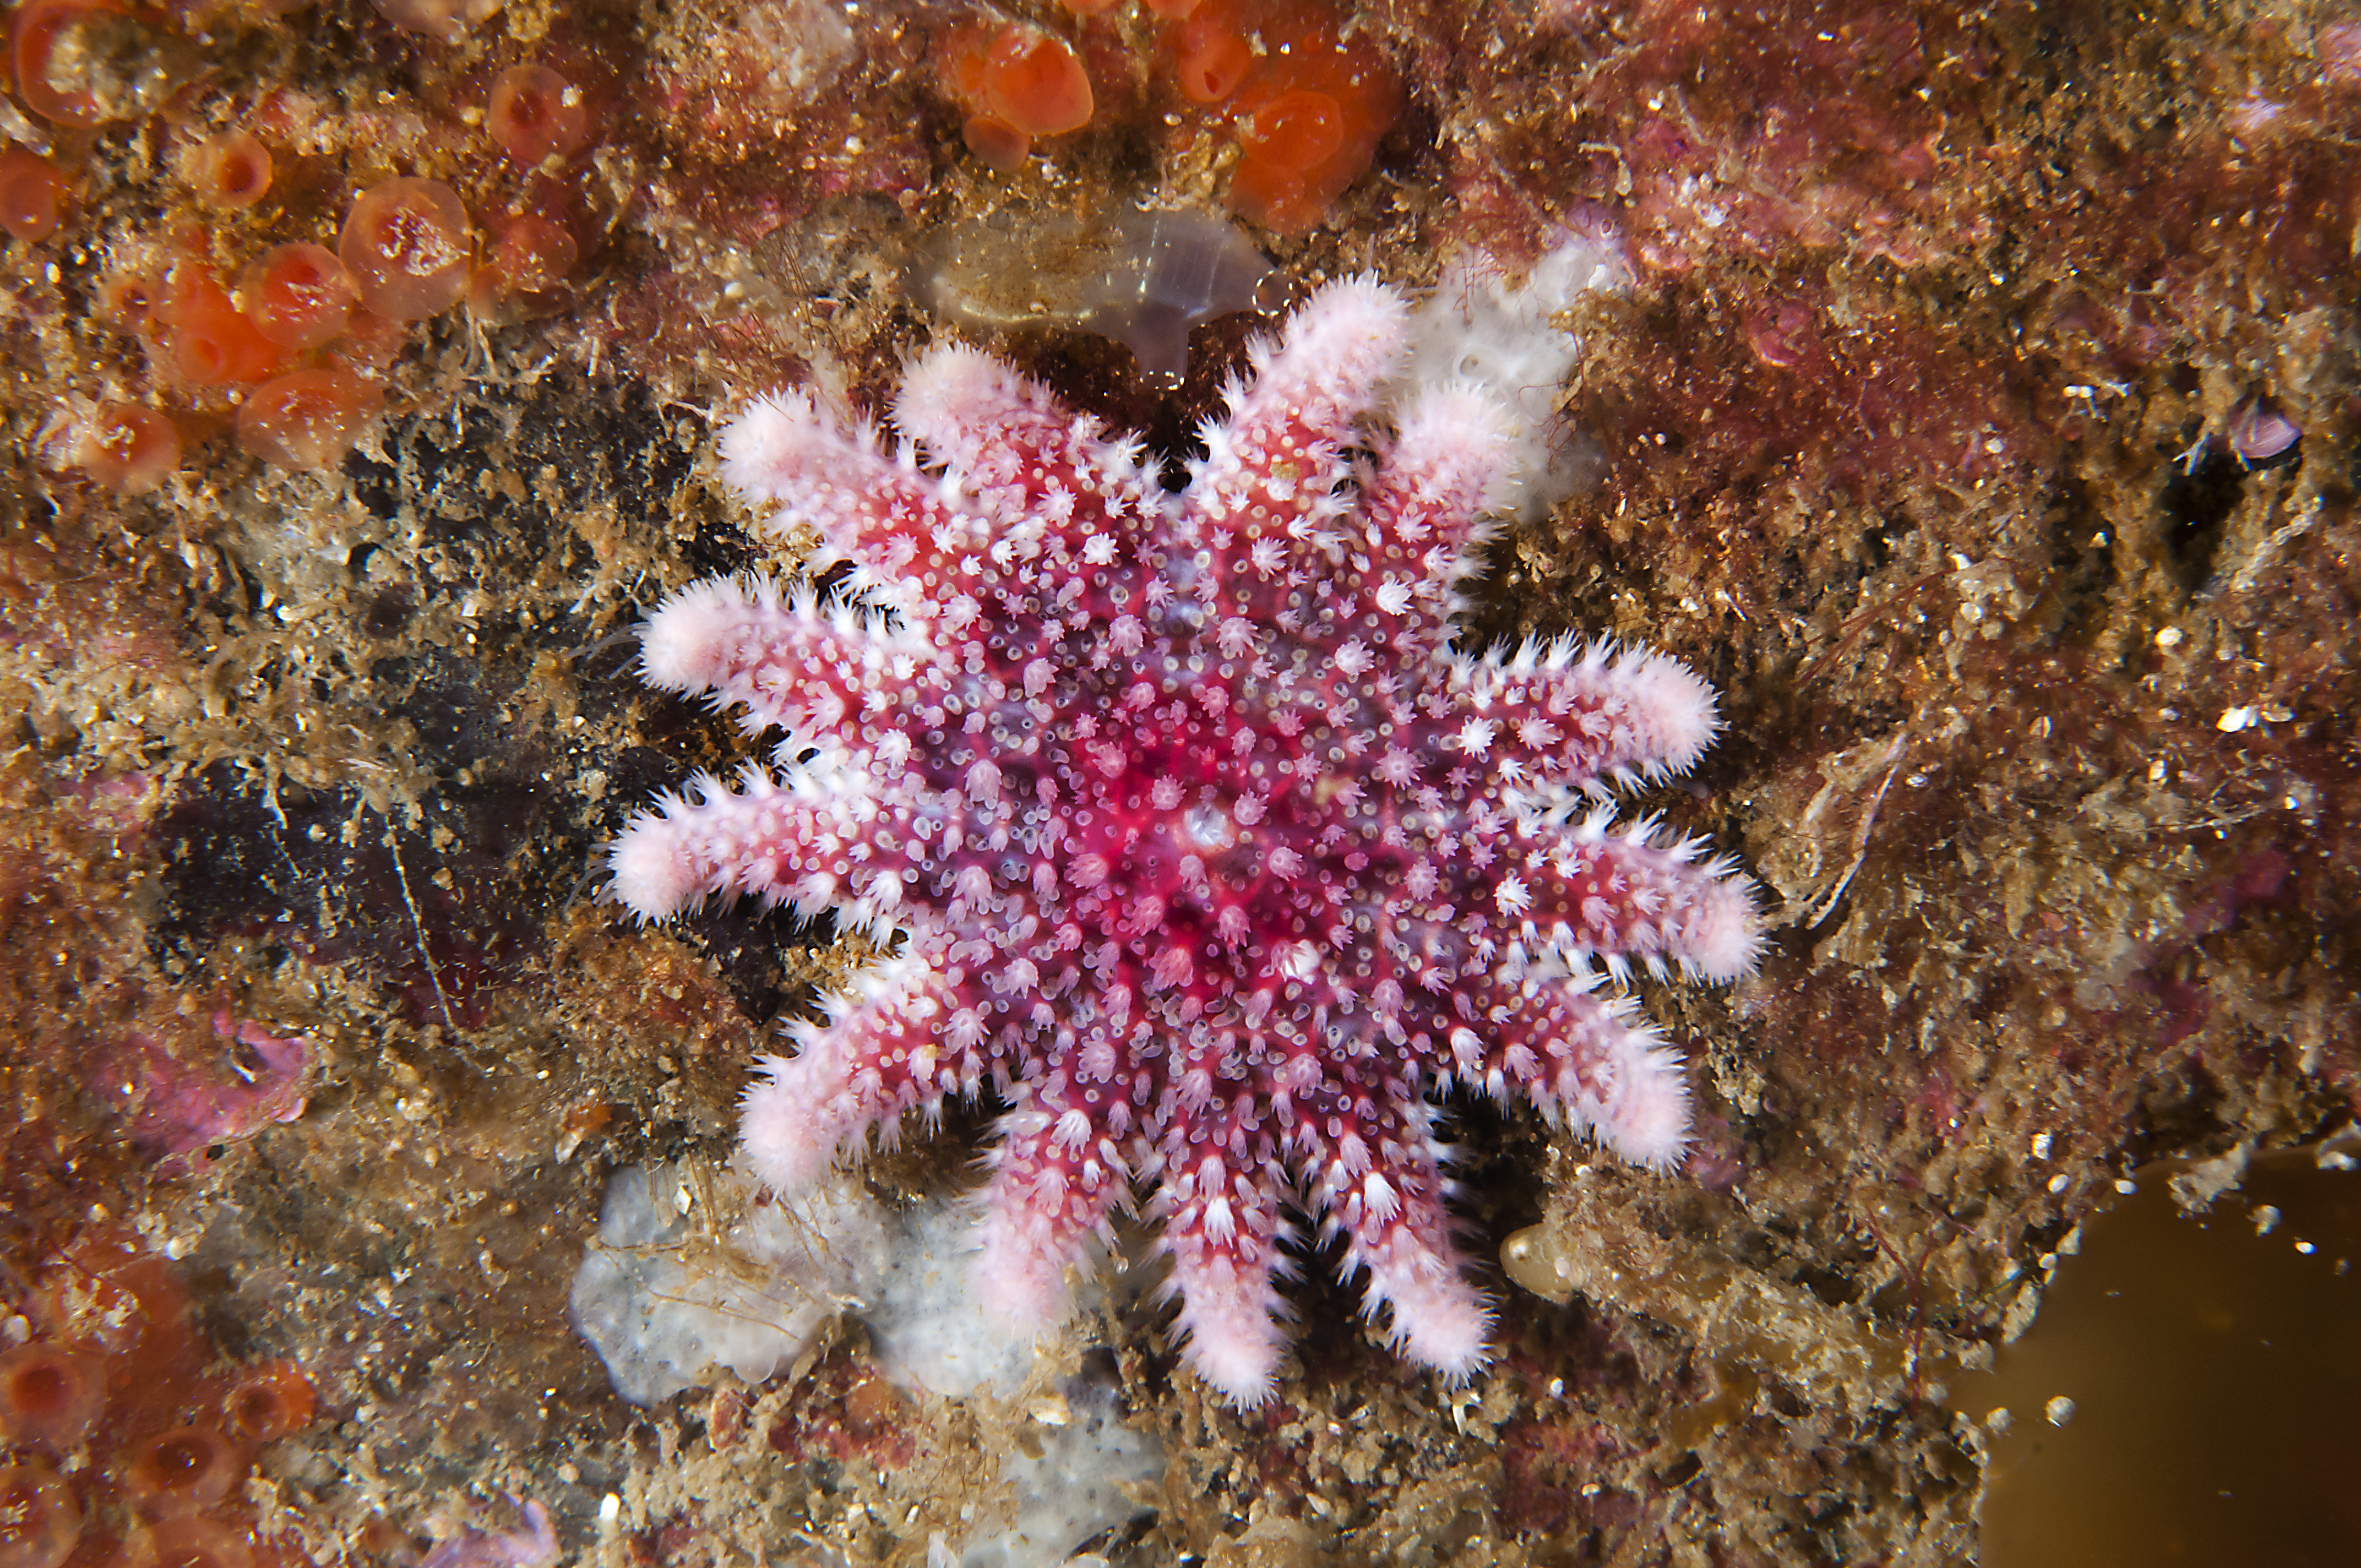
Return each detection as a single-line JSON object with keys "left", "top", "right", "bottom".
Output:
{"left": 1399, "top": 224, "right": 1634, "bottom": 524}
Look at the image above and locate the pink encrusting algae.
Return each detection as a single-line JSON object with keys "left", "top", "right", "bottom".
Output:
{"left": 606, "top": 277, "right": 1761, "bottom": 1407}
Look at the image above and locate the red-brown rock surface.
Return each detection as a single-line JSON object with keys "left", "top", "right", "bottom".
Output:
{"left": 1, "top": 1, "right": 2354, "bottom": 1564}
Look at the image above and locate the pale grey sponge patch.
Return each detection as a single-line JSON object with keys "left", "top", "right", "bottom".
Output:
{"left": 573, "top": 1162, "right": 1165, "bottom": 1568}
{"left": 569, "top": 1161, "right": 1106, "bottom": 1404}
{"left": 568, "top": 1162, "right": 893, "bottom": 1405}
{"left": 859, "top": 1192, "right": 1047, "bottom": 1399}
{"left": 940, "top": 1373, "right": 1163, "bottom": 1568}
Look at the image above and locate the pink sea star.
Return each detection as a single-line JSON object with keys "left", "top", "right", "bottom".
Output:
{"left": 607, "top": 277, "right": 1761, "bottom": 1406}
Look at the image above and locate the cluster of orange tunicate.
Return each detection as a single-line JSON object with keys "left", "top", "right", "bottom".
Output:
{"left": 4, "top": 0, "right": 603, "bottom": 489}
{"left": 935, "top": 0, "right": 1400, "bottom": 233}
{"left": 1174, "top": 0, "right": 1401, "bottom": 232}
{"left": 466, "top": 61, "right": 600, "bottom": 321}
{"left": 109, "top": 227, "right": 389, "bottom": 479}
{"left": 0, "top": 1232, "right": 319, "bottom": 1568}
{"left": 937, "top": 21, "right": 1098, "bottom": 171}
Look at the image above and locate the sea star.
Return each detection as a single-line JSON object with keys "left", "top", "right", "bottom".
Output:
{"left": 606, "top": 277, "right": 1760, "bottom": 1406}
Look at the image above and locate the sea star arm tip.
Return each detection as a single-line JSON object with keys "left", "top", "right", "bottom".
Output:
{"left": 895, "top": 340, "right": 1066, "bottom": 475}
{"left": 967, "top": 1090, "right": 1130, "bottom": 1328}
{"left": 738, "top": 955, "right": 956, "bottom": 1194}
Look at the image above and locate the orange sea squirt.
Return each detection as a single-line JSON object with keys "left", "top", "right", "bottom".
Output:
{"left": 10, "top": 0, "right": 132, "bottom": 126}
{"left": 188, "top": 132, "right": 273, "bottom": 210}
{"left": 237, "top": 367, "right": 382, "bottom": 471}
{"left": 339, "top": 177, "right": 471, "bottom": 322}
{"left": 0, "top": 1463, "right": 80, "bottom": 1568}
{"left": 241, "top": 242, "right": 358, "bottom": 349}
{"left": 470, "top": 211, "right": 580, "bottom": 316}
{"left": 983, "top": 24, "right": 1093, "bottom": 135}
{"left": 489, "top": 211, "right": 578, "bottom": 291}
{"left": 1242, "top": 89, "right": 1345, "bottom": 170}
{"left": 76, "top": 404, "right": 182, "bottom": 494}
{"left": 164, "top": 268, "right": 291, "bottom": 386}
{"left": 0, "top": 1342, "right": 104, "bottom": 1449}
{"left": 1174, "top": 25, "right": 1251, "bottom": 102}
{"left": 960, "top": 112, "right": 1031, "bottom": 172}
{"left": 0, "top": 146, "right": 66, "bottom": 241}
{"left": 118, "top": 1424, "right": 244, "bottom": 1518}
{"left": 221, "top": 1364, "right": 313, "bottom": 1445}
{"left": 486, "top": 64, "right": 591, "bottom": 165}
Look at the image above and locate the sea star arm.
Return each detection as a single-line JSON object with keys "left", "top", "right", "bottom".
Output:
{"left": 896, "top": 344, "right": 1163, "bottom": 526}
{"left": 894, "top": 342, "right": 1076, "bottom": 480}
{"left": 1454, "top": 639, "right": 1727, "bottom": 793}
{"left": 1151, "top": 1095, "right": 1297, "bottom": 1408}
{"left": 717, "top": 389, "right": 988, "bottom": 617}
{"left": 895, "top": 344, "right": 1173, "bottom": 679}
{"left": 1505, "top": 807, "right": 1762, "bottom": 983}
{"left": 737, "top": 937, "right": 975, "bottom": 1194}
{"left": 634, "top": 571, "right": 943, "bottom": 744}
{"left": 1350, "top": 381, "right": 1516, "bottom": 651}
{"left": 969, "top": 1072, "right": 1133, "bottom": 1326}
{"left": 1300, "top": 1077, "right": 1494, "bottom": 1382}
{"left": 1188, "top": 276, "right": 1411, "bottom": 620}
{"left": 1440, "top": 963, "right": 1694, "bottom": 1168}
{"left": 604, "top": 761, "right": 924, "bottom": 929}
